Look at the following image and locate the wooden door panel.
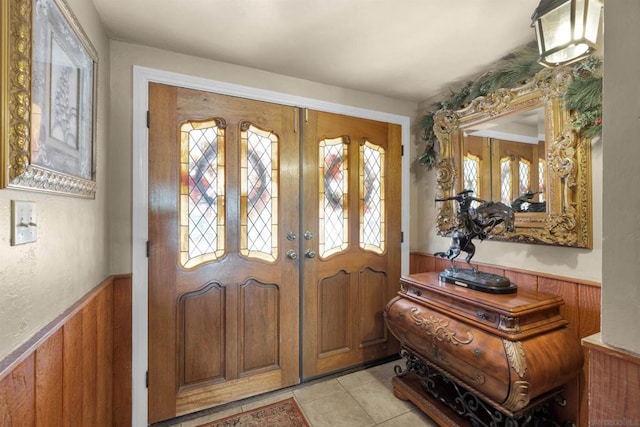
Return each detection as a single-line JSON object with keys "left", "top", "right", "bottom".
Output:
{"left": 318, "top": 271, "right": 352, "bottom": 356}
{"left": 149, "top": 83, "right": 300, "bottom": 422}
{"left": 148, "top": 84, "right": 179, "bottom": 422}
{"left": 358, "top": 268, "right": 388, "bottom": 347}
{"left": 180, "top": 284, "right": 225, "bottom": 385}
{"left": 302, "top": 110, "right": 401, "bottom": 378}
{"left": 239, "top": 280, "right": 279, "bottom": 375}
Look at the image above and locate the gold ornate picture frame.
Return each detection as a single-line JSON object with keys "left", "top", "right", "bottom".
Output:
{"left": 433, "top": 67, "right": 592, "bottom": 248}
{"left": 1, "top": 0, "right": 98, "bottom": 198}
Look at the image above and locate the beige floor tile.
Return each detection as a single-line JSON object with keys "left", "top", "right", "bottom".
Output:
{"left": 240, "top": 390, "right": 295, "bottom": 411}
{"left": 376, "top": 410, "right": 439, "bottom": 427}
{"left": 293, "top": 378, "right": 344, "bottom": 403}
{"left": 336, "top": 368, "right": 384, "bottom": 390}
{"left": 348, "top": 378, "right": 414, "bottom": 423}
{"left": 299, "top": 390, "right": 375, "bottom": 427}
{"left": 369, "top": 359, "right": 406, "bottom": 379}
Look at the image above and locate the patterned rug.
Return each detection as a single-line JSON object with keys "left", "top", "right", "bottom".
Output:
{"left": 198, "top": 397, "right": 310, "bottom": 427}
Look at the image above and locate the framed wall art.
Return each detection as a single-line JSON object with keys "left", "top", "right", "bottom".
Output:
{"left": 1, "top": 0, "right": 98, "bottom": 198}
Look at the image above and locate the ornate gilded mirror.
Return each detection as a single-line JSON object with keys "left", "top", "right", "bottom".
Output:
{"left": 433, "top": 67, "right": 592, "bottom": 248}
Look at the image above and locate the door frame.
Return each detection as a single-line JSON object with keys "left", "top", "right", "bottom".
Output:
{"left": 132, "top": 65, "right": 410, "bottom": 426}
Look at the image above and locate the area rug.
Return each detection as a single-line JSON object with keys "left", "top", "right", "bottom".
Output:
{"left": 198, "top": 397, "right": 310, "bottom": 427}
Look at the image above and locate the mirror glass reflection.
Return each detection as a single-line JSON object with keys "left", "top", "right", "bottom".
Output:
{"left": 461, "top": 106, "right": 547, "bottom": 213}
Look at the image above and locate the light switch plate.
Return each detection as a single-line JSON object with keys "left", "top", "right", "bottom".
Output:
{"left": 11, "top": 200, "right": 37, "bottom": 246}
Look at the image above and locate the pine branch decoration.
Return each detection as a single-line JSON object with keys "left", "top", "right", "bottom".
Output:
{"left": 417, "top": 43, "right": 602, "bottom": 170}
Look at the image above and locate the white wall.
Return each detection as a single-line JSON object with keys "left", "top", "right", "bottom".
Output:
{"left": 108, "top": 40, "right": 418, "bottom": 273}
{"left": 0, "top": 0, "right": 110, "bottom": 361}
{"left": 601, "top": 0, "right": 640, "bottom": 354}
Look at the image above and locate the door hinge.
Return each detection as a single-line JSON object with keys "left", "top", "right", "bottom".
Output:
{"left": 401, "top": 145, "right": 404, "bottom": 156}
{"left": 146, "top": 241, "right": 150, "bottom": 258}
{"left": 146, "top": 110, "right": 150, "bottom": 128}
{"left": 146, "top": 371, "right": 149, "bottom": 388}
{"left": 401, "top": 232, "right": 404, "bottom": 243}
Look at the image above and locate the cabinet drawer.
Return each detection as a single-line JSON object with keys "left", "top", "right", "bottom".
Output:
{"left": 385, "top": 296, "right": 510, "bottom": 404}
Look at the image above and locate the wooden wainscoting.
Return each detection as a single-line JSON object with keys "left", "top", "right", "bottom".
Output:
{"left": 0, "top": 274, "right": 132, "bottom": 426}
{"left": 409, "top": 252, "right": 601, "bottom": 427}
{"left": 583, "top": 333, "right": 640, "bottom": 425}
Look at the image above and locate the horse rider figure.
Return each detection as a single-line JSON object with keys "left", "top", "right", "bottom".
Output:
{"left": 446, "top": 189, "right": 487, "bottom": 238}
{"left": 435, "top": 189, "right": 515, "bottom": 271}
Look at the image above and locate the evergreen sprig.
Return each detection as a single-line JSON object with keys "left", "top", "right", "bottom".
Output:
{"left": 418, "top": 44, "right": 602, "bottom": 170}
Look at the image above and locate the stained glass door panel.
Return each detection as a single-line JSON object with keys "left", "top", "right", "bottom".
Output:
{"left": 241, "top": 123, "right": 279, "bottom": 262}
{"left": 319, "top": 137, "right": 349, "bottom": 258}
{"left": 179, "top": 119, "right": 226, "bottom": 268}
{"left": 360, "top": 141, "right": 385, "bottom": 254}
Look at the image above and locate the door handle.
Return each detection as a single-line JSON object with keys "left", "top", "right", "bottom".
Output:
{"left": 303, "top": 231, "right": 313, "bottom": 240}
{"left": 304, "top": 249, "right": 316, "bottom": 259}
{"left": 286, "top": 249, "right": 298, "bottom": 260}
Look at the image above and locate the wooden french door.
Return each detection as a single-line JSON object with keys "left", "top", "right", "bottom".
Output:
{"left": 301, "top": 111, "right": 401, "bottom": 378}
{"left": 148, "top": 84, "right": 401, "bottom": 422}
{"left": 148, "top": 84, "right": 300, "bottom": 423}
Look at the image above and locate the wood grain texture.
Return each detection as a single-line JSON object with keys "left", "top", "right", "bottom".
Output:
{"left": 0, "top": 274, "right": 132, "bottom": 427}
{"left": 301, "top": 110, "right": 402, "bottom": 379}
{"left": 35, "top": 329, "right": 63, "bottom": 426}
{"left": 388, "top": 274, "right": 584, "bottom": 422}
{"left": 584, "top": 336, "right": 640, "bottom": 426}
{"left": 96, "top": 284, "right": 114, "bottom": 426}
{"left": 0, "top": 356, "right": 35, "bottom": 426}
{"left": 63, "top": 314, "right": 83, "bottom": 426}
{"left": 151, "top": 85, "right": 302, "bottom": 420}
{"left": 112, "top": 275, "right": 132, "bottom": 427}
{"left": 409, "top": 252, "right": 601, "bottom": 426}
{"left": 82, "top": 299, "right": 98, "bottom": 426}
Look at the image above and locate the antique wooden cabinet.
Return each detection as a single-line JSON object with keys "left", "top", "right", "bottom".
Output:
{"left": 384, "top": 272, "right": 584, "bottom": 426}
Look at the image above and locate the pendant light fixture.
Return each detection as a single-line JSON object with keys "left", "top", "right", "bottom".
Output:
{"left": 531, "top": 0, "right": 602, "bottom": 67}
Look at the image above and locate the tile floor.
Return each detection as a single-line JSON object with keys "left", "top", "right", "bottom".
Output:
{"left": 164, "top": 360, "right": 438, "bottom": 427}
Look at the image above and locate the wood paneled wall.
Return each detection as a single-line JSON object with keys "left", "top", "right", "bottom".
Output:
{"left": 583, "top": 334, "right": 640, "bottom": 426}
{"left": 0, "top": 275, "right": 132, "bottom": 426}
{"left": 409, "top": 252, "right": 601, "bottom": 427}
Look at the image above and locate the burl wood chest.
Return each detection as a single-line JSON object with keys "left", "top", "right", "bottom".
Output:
{"left": 384, "top": 272, "right": 584, "bottom": 426}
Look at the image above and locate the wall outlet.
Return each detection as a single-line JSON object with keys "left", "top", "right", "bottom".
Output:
{"left": 11, "top": 200, "right": 37, "bottom": 246}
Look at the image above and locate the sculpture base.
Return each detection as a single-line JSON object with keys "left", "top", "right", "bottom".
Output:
{"left": 439, "top": 268, "right": 517, "bottom": 294}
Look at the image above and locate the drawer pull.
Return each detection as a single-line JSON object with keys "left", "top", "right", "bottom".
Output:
{"left": 476, "top": 311, "right": 490, "bottom": 320}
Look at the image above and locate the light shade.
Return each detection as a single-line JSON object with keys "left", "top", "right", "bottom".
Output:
{"left": 531, "top": 0, "right": 602, "bottom": 67}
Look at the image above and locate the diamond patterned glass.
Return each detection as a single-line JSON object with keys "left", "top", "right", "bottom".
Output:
{"left": 319, "top": 137, "right": 348, "bottom": 258}
{"left": 240, "top": 124, "right": 278, "bottom": 262}
{"left": 539, "top": 160, "right": 546, "bottom": 202}
{"left": 360, "top": 142, "right": 385, "bottom": 254}
{"left": 519, "top": 159, "right": 530, "bottom": 196}
{"left": 500, "top": 157, "right": 511, "bottom": 205}
{"left": 463, "top": 154, "right": 480, "bottom": 197}
{"left": 179, "top": 119, "right": 226, "bottom": 269}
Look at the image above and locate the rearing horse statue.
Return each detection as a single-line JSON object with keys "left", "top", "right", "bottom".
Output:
{"left": 435, "top": 190, "right": 515, "bottom": 271}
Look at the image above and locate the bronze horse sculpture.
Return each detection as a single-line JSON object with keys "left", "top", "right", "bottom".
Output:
{"left": 435, "top": 190, "right": 515, "bottom": 272}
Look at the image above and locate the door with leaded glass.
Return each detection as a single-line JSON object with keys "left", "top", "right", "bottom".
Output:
{"left": 148, "top": 84, "right": 300, "bottom": 423}
{"left": 301, "top": 110, "right": 402, "bottom": 378}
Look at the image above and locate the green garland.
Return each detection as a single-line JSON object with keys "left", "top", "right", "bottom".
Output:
{"left": 418, "top": 43, "right": 602, "bottom": 169}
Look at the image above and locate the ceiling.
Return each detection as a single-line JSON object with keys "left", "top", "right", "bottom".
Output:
{"left": 92, "top": 0, "right": 540, "bottom": 103}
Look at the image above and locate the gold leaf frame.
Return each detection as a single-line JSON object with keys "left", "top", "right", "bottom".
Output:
{"left": 1, "top": 0, "right": 97, "bottom": 197}
{"left": 433, "top": 66, "right": 592, "bottom": 248}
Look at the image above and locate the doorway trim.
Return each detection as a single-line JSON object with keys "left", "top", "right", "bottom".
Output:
{"left": 132, "top": 65, "right": 410, "bottom": 426}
